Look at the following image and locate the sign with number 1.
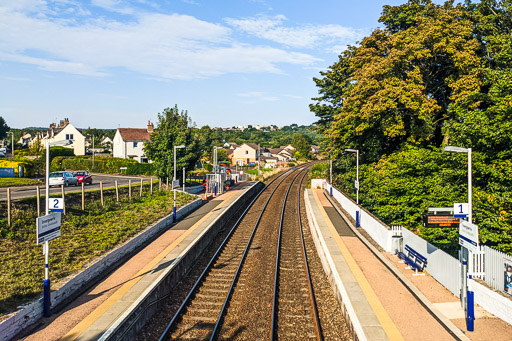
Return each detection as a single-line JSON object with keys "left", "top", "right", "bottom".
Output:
{"left": 453, "top": 203, "right": 469, "bottom": 219}
{"left": 49, "top": 198, "right": 64, "bottom": 213}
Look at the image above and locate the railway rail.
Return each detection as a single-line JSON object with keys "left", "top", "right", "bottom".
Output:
{"left": 153, "top": 164, "right": 342, "bottom": 340}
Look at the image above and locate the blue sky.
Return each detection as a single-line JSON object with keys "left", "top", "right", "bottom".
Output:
{"left": 0, "top": 0, "right": 441, "bottom": 129}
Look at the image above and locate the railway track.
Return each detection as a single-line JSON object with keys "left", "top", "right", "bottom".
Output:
{"left": 151, "top": 165, "right": 349, "bottom": 340}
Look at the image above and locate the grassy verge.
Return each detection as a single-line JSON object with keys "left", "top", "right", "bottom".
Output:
{"left": 0, "top": 178, "right": 43, "bottom": 188}
{"left": 0, "top": 187, "right": 194, "bottom": 317}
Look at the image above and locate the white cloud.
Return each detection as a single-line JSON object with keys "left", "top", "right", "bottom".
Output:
{"left": 225, "top": 15, "right": 363, "bottom": 50}
{"left": 0, "top": 4, "right": 320, "bottom": 79}
{"left": 237, "top": 91, "right": 279, "bottom": 102}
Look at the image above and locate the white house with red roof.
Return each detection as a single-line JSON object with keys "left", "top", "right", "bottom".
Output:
{"left": 113, "top": 121, "right": 154, "bottom": 163}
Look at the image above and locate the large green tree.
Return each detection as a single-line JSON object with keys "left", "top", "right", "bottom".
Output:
{"left": 144, "top": 106, "right": 203, "bottom": 180}
{"left": 312, "top": 0, "right": 482, "bottom": 162}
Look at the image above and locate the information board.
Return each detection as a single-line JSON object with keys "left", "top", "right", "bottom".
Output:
{"left": 459, "top": 220, "right": 479, "bottom": 252}
{"left": 36, "top": 213, "right": 61, "bottom": 245}
{"left": 172, "top": 179, "right": 180, "bottom": 189}
{"left": 423, "top": 213, "right": 459, "bottom": 228}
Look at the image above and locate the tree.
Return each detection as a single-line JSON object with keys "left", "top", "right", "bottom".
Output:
{"left": 144, "top": 106, "right": 203, "bottom": 180}
{"left": 291, "top": 133, "right": 311, "bottom": 160}
{"left": 313, "top": 0, "right": 482, "bottom": 162}
{"left": 0, "top": 116, "right": 9, "bottom": 140}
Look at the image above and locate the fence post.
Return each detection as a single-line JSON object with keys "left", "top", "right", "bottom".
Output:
{"left": 140, "top": 178, "right": 143, "bottom": 197}
{"left": 166, "top": 177, "right": 169, "bottom": 191}
{"left": 61, "top": 184, "right": 66, "bottom": 215}
{"left": 100, "top": 181, "right": 104, "bottom": 206}
{"left": 81, "top": 182, "right": 85, "bottom": 210}
{"left": 129, "top": 180, "right": 132, "bottom": 200}
{"left": 7, "top": 188, "right": 11, "bottom": 226}
{"left": 150, "top": 178, "right": 153, "bottom": 195}
{"left": 115, "top": 180, "right": 119, "bottom": 202}
{"left": 159, "top": 178, "right": 161, "bottom": 191}
{"left": 36, "top": 185, "right": 40, "bottom": 217}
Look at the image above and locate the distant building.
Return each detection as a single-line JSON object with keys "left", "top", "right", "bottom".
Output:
{"left": 36, "top": 118, "right": 86, "bottom": 156}
{"left": 231, "top": 143, "right": 260, "bottom": 165}
{"left": 113, "top": 120, "right": 154, "bottom": 163}
{"left": 18, "top": 132, "right": 32, "bottom": 147}
{"left": 311, "top": 145, "right": 320, "bottom": 154}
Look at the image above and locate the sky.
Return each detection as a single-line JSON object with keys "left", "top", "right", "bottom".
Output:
{"left": 0, "top": 0, "right": 443, "bottom": 129}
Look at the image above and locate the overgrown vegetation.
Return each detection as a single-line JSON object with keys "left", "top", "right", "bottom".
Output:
{"left": 311, "top": 0, "right": 512, "bottom": 253}
{"left": 0, "top": 186, "right": 194, "bottom": 316}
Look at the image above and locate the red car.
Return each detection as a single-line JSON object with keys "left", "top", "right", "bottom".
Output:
{"left": 72, "top": 170, "right": 93, "bottom": 185}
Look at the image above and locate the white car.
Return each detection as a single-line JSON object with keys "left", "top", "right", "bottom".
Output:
{"left": 0, "top": 150, "right": 5, "bottom": 157}
{"left": 49, "top": 171, "right": 79, "bottom": 187}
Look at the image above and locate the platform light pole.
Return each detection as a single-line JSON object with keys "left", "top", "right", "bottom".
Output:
{"left": 43, "top": 139, "right": 71, "bottom": 317}
{"left": 329, "top": 153, "right": 333, "bottom": 196}
{"left": 173, "top": 144, "right": 185, "bottom": 223}
{"left": 444, "top": 145, "right": 474, "bottom": 331}
{"left": 345, "top": 149, "right": 360, "bottom": 227}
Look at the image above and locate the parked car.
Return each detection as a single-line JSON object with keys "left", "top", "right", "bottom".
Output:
{"left": 49, "top": 171, "right": 79, "bottom": 187}
{"left": 0, "top": 150, "right": 5, "bottom": 157}
{"left": 0, "top": 147, "right": 6, "bottom": 154}
{"left": 73, "top": 170, "right": 93, "bottom": 185}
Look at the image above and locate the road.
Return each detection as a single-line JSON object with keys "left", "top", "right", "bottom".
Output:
{"left": 0, "top": 173, "right": 156, "bottom": 201}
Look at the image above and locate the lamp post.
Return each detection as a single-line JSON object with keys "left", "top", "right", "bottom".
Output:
{"left": 329, "top": 153, "right": 333, "bottom": 196}
{"left": 8, "top": 131, "right": 14, "bottom": 158}
{"left": 444, "top": 145, "right": 474, "bottom": 331}
{"left": 43, "top": 139, "right": 70, "bottom": 317}
{"left": 173, "top": 144, "right": 185, "bottom": 223}
{"left": 345, "top": 149, "right": 360, "bottom": 227}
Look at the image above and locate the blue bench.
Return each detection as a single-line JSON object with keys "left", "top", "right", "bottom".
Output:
{"left": 397, "top": 245, "right": 427, "bottom": 276}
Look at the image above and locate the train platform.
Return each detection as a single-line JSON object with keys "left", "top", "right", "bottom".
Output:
{"left": 17, "top": 181, "right": 260, "bottom": 341}
{"left": 305, "top": 188, "right": 512, "bottom": 341}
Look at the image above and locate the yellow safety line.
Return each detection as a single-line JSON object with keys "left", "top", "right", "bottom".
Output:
{"left": 312, "top": 189, "right": 404, "bottom": 341}
{"left": 62, "top": 189, "right": 241, "bottom": 340}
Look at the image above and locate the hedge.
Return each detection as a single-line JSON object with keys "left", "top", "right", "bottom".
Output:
{"left": 0, "top": 160, "right": 36, "bottom": 177}
{"left": 51, "top": 156, "right": 154, "bottom": 176}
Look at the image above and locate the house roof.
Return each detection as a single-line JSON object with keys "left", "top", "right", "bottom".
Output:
{"left": 269, "top": 148, "right": 283, "bottom": 154}
{"left": 243, "top": 142, "right": 259, "bottom": 150}
{"left": 226, "top": 149, "right": 234, "bottom": 156}
{"left": 118, "top": 128, "right": 151, "bottom": 141}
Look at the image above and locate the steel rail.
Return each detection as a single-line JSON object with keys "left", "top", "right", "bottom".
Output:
{"left": 270, "top": 167, "right": 307, "bottom": 340}
{"left": 158, "top": 168, "right": 293, "bottom": 341}
{"left": 297, "top": 170, "right": 324, "bottom": 340}
{"left": 208, "top": 167, "right": 305, "bottom": 341}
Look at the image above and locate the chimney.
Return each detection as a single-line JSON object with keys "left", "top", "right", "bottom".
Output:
{"left": 50, "top": 123, "right": 56, "bottom": 130}
{"left": 147, "top": 120, "right": 154, "bottom": 133}
{"left": 64, "top": 118, "right": 69, "bottom": 125}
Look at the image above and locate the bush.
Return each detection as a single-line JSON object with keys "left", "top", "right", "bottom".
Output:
{"left": 51, "top": 156, "right": 154, "bottom": 176}
{"left": 0, "top": 159, "right": 37, "bottom": 177}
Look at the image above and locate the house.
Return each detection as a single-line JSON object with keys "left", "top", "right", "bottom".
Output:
{"left": 231, "top": 143, "right": 260, "bottom": 165}
{"left": 223, "top": 142, "right": 239, "bottom": 150}
{"left": 113, "top": 120, "right": 154, "bottom": 163}
{"left": 18, "top": 132, "right": 32, "bottom": 147}
{"left": 38, "top": 118, "right": 86, "bottom": 156}
{"left": 311, "top": 145, "right": 320, "bottom": 154}
{"left": 269, "top": 147, "right": 294, "bottom": 162}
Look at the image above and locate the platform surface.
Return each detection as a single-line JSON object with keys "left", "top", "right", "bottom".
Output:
{"left": 20, "top": 183, "right": 250, "bottom": 341}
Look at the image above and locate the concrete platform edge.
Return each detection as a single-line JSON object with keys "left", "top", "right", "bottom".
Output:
{"left": 100, "top": 182, "right": 264, "bottom": 341}
{"left": 304, "top": 189, "right": 367, "bottom": 341}
{"left": 0, "top": 196, "right": 203, "bottom": 341}
{"left": 323, "top": 191, "right": 470, "bottom": 341}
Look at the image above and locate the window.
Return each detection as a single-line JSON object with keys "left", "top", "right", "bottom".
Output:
{"left": 133, "top": 142, "right": 138, "bottom": 148}
{"left": 245, "top": 150, "right": 248, "bottom": 154}
{"left": 65, "top": 134, "right": 74, "bottom": 140}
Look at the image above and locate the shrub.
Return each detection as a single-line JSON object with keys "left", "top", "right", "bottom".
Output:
{"left": 51, "top": 156, "right": 154, "bottom": 176}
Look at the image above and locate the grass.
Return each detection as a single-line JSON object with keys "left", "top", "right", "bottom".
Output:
{"left": 0, "top": 186, "right": 194, "bottom": 317}
{"left": 0, "top": 178, "right": 43, "bottom": 188}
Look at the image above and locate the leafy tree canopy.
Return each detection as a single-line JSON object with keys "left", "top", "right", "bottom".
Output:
{"left": 144, "top": 106, "right": 204, "bottom": 180}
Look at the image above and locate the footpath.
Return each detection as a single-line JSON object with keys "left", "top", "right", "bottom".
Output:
{"left": 14, "top": 182, "right": 253, "bottom": 341}
{"left": 306, "top": 188, "right": 512, "bottom": 341}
